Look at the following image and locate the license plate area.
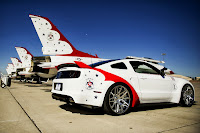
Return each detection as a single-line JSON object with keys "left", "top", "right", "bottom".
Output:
{"left": 54, "top": 83, "right": 63, "bottom": 91}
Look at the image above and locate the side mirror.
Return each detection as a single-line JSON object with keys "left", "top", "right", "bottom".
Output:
{"left": 160, "top": 67, "right": 167, "bottom": 78}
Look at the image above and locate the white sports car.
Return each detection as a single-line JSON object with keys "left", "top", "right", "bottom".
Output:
{"left": 51, "top": 59, "right": 195, "bottom": 115}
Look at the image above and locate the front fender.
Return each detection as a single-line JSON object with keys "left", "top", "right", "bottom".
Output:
{"left": 170, "top": 77, "right": 195, "bottom": 103}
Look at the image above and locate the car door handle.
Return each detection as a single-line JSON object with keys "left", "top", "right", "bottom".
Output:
{"left": 140, "top": 77, "right": 147, "bottom": 80}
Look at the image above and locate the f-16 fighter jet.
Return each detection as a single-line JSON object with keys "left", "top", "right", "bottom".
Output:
{"left": 29, "top": 14, "right": 107, "bottom": 78}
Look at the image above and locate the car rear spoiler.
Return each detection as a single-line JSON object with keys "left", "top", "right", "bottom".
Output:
{"left": 126, "top": 56, "right": 165, "bottom": 64}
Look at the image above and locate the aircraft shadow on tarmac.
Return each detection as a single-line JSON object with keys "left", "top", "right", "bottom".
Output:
{"left": 24, "top": 85, "right": 43, "bottom": 87}
{"left": 23, "top": 85, "right": 52, "bottom": 92}
{"left": 59, "top": 103, "right": 180, "bottom": 115}
{"left": 40, "top": 89, "right": 51, "bottom": 92}
{"left": 13, "top": 81, "right": 27, "bottom": 84}
{"left": 24, "top": 84, "right": 52, "bottom": 87}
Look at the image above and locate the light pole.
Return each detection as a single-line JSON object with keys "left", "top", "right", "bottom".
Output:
{"left": 161, "top": 53, "right": 166, "bottom": 67}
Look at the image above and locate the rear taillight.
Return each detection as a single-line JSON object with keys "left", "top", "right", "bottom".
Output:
{"left": 56, "top": 71, "right": 81, "bottom": 79}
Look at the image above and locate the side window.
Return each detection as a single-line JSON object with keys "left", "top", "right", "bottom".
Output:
{"left": 130, "top": 61, "right": 159, "bottom": 74}
{"left": 111, "top": 62, "right": 127, "bottom": 69}
{"left": 136, "top": 64, "right": 158, "bottom": 74}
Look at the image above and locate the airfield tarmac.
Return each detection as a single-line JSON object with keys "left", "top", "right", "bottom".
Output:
{"left": 0, "top": 80, "right": 200, "bottom": 133}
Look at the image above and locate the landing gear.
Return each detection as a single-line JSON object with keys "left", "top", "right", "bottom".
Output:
{"left": 36, "top": 77, "right": 42, "bottom": 84}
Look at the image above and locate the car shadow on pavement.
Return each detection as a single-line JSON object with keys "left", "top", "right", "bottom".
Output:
{"left": 132, "top": 103, "right": 179, "bottom": 112}
{"left": 59, "top": 103, "right": 180, "bottom": 115}
{"left": 60, "top": 104, "right": 105, "bottom": 115}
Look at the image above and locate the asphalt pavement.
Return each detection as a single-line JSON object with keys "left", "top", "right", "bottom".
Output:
{"left": 0, "top": 80, "right": 200, "bottom": 133}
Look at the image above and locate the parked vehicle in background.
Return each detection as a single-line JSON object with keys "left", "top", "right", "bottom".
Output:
{"left": 1, "top": 73, "right": 11, "bottom": 88}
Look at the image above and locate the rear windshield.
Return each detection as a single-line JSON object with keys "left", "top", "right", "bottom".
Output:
{"left": 89, "top": 59, "right": 119, "bottom": 68}
{"left": 56, "top": 71, "right": 80, "bottom": 79}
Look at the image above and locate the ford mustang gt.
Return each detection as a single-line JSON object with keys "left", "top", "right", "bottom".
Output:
{"left": 51, "top": 59, "right": 195, "bottom": 115}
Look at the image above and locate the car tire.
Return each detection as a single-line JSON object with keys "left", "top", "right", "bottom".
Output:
{"left": 180, "top": 84, "right": 194, "bottom": 107}
{"left": 103, "top": 83, "right": 132, "bottom": 115}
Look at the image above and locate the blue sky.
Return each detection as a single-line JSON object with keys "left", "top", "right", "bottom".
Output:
{"left": 0, "top": 0, "right": 199, "bottom": 77}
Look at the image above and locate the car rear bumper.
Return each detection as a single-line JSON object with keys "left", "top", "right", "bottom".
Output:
{"left": 51, "top": 79, "right": 114, "bottom": 107}
{"left": 52, "top": 93, "right": 75, "bottom": 103}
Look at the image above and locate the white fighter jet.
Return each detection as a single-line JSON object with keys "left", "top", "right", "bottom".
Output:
{"left": 28, "top": 14, "right": 107, "bottom": 78}
{"left": 15, "top": 46, "right": 49, "bottom": 82}
{"left": 10, "top": 57, "right": 26, "bottom": 80}
{"left": 6, "top": 63, "right": 16, "bottom": 77}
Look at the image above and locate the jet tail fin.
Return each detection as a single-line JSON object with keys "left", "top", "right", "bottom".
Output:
{"left": 10, "top": 57, "right": 23, "bottom": 69}
{"left": 6, "top": 63, "right": 15, "bottom": 75}
{"left": 15, "top": 47, "right": 33, "bottom": 68}
{"left": 29, "top": 14, "right": 98, "bottom": 58}
{"left": 6, "top": 64, "right": 11, "bottom": 75}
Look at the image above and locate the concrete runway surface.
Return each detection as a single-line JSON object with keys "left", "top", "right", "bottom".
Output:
{"left": 0, "top": 80, "right": 200, "bottom": 133}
